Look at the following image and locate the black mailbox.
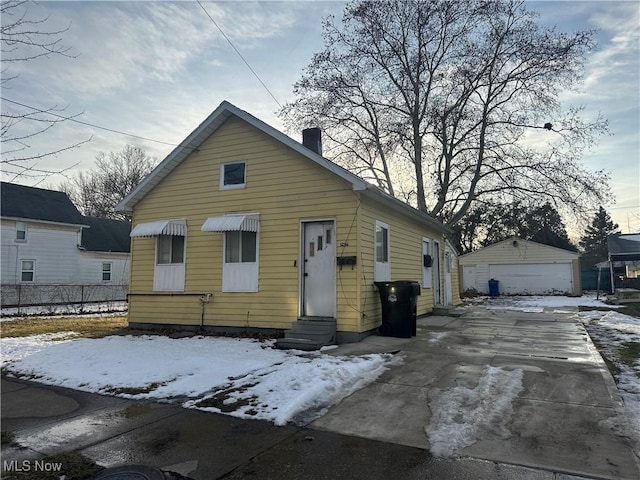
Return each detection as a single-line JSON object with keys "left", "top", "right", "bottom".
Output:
{"left": 337, "top": 256, "right": 357, "bottom": 266}
{"left": 423, "top": 254, "right": 432, "bottom": 267}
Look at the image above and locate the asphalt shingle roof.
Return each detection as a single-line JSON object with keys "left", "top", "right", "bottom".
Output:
{"left": 80, "top": 216, "right": 131, "bottom": 253}
{"left": 1, "top": 182, "right": 86, "bottom": 225}
{"left": 607, "top": 234, "right": 640, "bottom": 261}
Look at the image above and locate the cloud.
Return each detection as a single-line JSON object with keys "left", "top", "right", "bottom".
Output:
{"left": 25, "top": 2, "right": 299, "bottom": 97}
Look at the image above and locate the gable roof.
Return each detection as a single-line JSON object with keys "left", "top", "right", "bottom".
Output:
{"left": 1, "top": 182, "right": 86, "bottom": 226}
{"left": 607, "top": 233, "right": 640, "bottom": 261}
{"left": 80, "top": 216, "right": 131, "bottom": 253}
{"left": 116, "top": 101, "right": 451, "bottom": 235}
{"left": 459, "top": 236, "right": 581, "bottom": 259}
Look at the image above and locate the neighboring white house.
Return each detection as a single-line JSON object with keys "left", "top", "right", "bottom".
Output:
{"left": 1, "top": 182, "right": 131, "bottom": 307}
{"left": 458, "top": 236, "right": 582, "bottom": 296}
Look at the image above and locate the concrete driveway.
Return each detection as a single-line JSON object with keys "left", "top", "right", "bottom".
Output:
{"left": 315, "top": 306, "right": 639, "bottom": 480}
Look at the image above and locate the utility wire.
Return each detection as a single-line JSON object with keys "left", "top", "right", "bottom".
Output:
{"left": 196, "top": 0, "right": 283, "bottom": 110}
{"left": 1, "top": 97, "right": 178, "bottom": 147}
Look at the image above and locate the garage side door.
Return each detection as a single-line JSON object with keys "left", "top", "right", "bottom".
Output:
{"left": 489, "top": 263, "right": 573, "bottom": 295}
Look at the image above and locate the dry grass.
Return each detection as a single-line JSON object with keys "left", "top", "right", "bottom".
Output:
{"left": 0, "top": 315, "right": 128, "bottom": 339}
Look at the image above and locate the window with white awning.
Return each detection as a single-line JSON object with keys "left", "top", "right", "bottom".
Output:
{"left": 201, "top": 214, "right": 260, "bottom": 293}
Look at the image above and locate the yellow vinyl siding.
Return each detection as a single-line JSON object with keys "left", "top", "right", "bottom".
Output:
{"left": 358, "top": 197, "right": 445, "bottom": 331}
{"left": 129, "top": 116, "right": 361, "bottom": 332}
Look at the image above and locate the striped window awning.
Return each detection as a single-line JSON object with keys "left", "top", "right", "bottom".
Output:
{"left": 201, "top": 214, "right": 259, "bottom": 233}
{"left": 130, "top": 219, "right": 187, "bottom": 238}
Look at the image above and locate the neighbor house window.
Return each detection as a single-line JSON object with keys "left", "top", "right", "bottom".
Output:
{"left": 223, "top": 230, "right": 259, "bottom": 292}
{"left": 16, "top": 221, "right": 27, "bottom": 242}
{"left": 157, "top": 235, "right": 185, "bottom": 264}
{"left": 21, "top": 260, "right": 35, "bottom": 282}
{"left": 220, "top": 161, "right": 246, "bottom": 190}
{"left": 374, "top": 221, "right": 390, "bottom": 281}
{"left": 102, "top": 263, "right": 112, "bottom": 282}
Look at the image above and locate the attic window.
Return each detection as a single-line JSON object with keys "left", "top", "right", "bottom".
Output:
{"left": 220, "top": 161, "right": 246, "bottom": 190}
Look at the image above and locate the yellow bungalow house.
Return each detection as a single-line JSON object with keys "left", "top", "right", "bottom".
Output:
{"left": 117, "top": 101, "right": 460, "bottom": 348}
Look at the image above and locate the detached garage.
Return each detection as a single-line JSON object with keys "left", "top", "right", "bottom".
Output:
{"left": 459, "top": 237, "right": 582, "bottom": 296}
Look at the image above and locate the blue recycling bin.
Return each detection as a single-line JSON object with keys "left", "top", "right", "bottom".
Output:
{"left": 488, "top": 279, "right": 500, "bottom": 297}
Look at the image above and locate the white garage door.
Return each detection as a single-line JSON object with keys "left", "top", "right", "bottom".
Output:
{"left": 489, "top": 263, "right": 573, "bottom": 295}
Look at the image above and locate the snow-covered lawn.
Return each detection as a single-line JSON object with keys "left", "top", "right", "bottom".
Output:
{"left": 0, "top": 334, "right": 401, "bottom": 426}
{"left": 578, "top": 310, "right": 640, "bottom": 448}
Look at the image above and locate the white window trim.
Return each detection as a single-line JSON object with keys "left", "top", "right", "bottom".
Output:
{"left": 15, "top": 221, "right": 27, "bottom": 242}
{"left": 20, "top": 259, "right": 35, "bottom": 283}
{"left": 222, "top": 228, "right": 259, "bottom": 293}
{"left": 374, "top": 220, "right": 391, "bottom": 282}
{"left": 220, "top": 161, "right": 247, "bottom": 190}
{"left": 422, "top": 237, "right": 433, "bottom": 289}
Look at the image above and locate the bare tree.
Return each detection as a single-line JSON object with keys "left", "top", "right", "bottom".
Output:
{"left": 60, "top": 145, "right": 156, "bottom": 220}
{"left": 282, "top": 0, "right": 610, "bottom": 226}
{"left": 1, "top": 0, "right": 90, "bottom": 181}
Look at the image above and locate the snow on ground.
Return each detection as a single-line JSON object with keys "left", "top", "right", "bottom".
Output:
{"left": 1, "top": 302, "right": 128, "bottom": 320}
{"left": 474, "top": 291, "right": 621, "bottom": 313}
{"left": 0, "top": 334, "right": 401, "bottom": 426}
{"left": 426, "top": 365, "right": 524, "bottom": 457}
{"left": 577, "top": 309, "right": 640, "bottom": 449}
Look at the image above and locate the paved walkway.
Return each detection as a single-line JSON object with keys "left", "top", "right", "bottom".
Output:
{"left": 2, "top": 307, "right": 638, "bottom": 479}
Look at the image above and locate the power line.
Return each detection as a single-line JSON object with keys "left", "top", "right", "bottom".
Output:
{"left": 196, "top": 0, "right": 283, "bottom": 110}
{"left": 1, "top": 97, "right": 178, "bottom": 147}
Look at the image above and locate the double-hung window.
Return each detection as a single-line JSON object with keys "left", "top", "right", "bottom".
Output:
{"left": 374, "top": 221, "right": 390, "bottom": 281}
{"left": 102, "top": 262, "right": 112, "bottom": 282}
{"left": 21, "top": 260, "right": 35, "bottom": 282}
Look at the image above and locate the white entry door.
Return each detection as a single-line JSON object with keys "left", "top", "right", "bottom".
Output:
{"left": 302, "top": 221, "right": 336, "bottom": 317}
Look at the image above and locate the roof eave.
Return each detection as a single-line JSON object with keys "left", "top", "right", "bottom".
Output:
{"left": 360, "top": 187, "right": 452, "bottom": 235}
{"left": 1, "top": 215, "right": 89, "bottom": 228}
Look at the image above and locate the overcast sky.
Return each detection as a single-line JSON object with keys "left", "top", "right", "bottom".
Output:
{"left": 2, "top": 1, "right": 638, "bottom": 233}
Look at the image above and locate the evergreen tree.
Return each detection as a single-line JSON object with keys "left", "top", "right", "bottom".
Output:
{"left": 579, "top": 206, "right": 620, "bottom": 267}
{"left": 525, "top": 203, "right": 578, "bottom": 252}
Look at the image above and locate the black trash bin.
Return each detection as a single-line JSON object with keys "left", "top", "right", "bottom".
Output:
{"left": 374, "top": 280, "right": 421, "bottom": 338}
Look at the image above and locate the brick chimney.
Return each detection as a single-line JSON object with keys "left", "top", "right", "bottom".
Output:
{"left": 302, "top": 128, "right": 322, "bottom": 155}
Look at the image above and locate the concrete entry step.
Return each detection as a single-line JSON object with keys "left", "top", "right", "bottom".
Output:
{"left": 275, "top": 316, "right": 336, "bottom": 351}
